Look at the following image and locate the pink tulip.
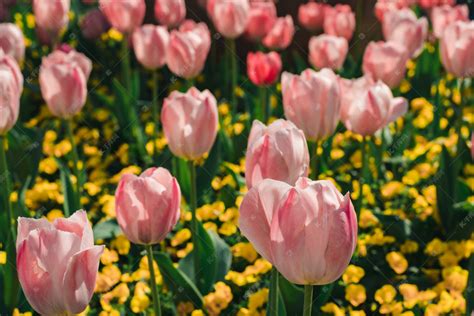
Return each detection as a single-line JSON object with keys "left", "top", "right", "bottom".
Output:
{"left": 16, "top": 211, "right": 104, "bottom": 315}
{"left": 132, "top": 24, "right": 169, "bottom": 70}
{"left": 0, "top": 48, "right": 22, "bottom": 93}
{"left": 440, "top": 21, "right": 474, "bottom": 78}
{"left": 33, "top": 0, "right": 70, "bottom": 39}
{"left": 99, "top": 0, "right": 145, "bottom": 34}
{"left": 115, "top": 167, "right": 181, "bottom": 245}
{"left": 374, "top": 0, "right": 416, "bottom": 22}
{"left": 383, "top": 9, "right": 428, "bottom": 58}
{"left": 263, "top": 15, "right": 295, "bottom": 50}
{"left": 239, "top": 177, "right": 357, "bottom": 285}
{"left": 0, "top": 51, "right": 22, "bottom": 135}
{"left": 39, "top": 49, "right": 92, "bottom": 118}
{"left": 166, "top": 20, "right": 211, "bottom": 79}
{"left": 247, "top": 51, "right": 282, "bottom": 86}
{"left": 362, "top": 41, "right": 409, "bottom": 88}
{"left": 161, "top": 87, "right": 218, "bottom": 160}
{"left": 308, "top": 34, "right": 348, "bottom": 70}
{"left": 207, "top": 0, "right": 250, "bottom": 39}
{"left": 244, "top": 1, "right": 277, "bottom": 41}
{"left": 155, "top": 0, "right": 186, "bottom": 28}
{"left": 282, "top": 68, "right": 341, "bottom": 141}
{"left": 431, "top": 5, "right": 469, "bottom": 39}
{"left": 0, "top": 23, "right": 24, "bottom": 62}
{"left": 245, "top": 119, "right": 309, "bottom": 189}
{"left": 419, "top": 0, "right": 455, "bottom": 9}
{"left": 298, "top": 2, "right": 327, "bottom": 31}
{"left": 80, "top": 8, "right": 111, "bottom": 40}
{"left": 323, "top": 4, "right": 356, "bottom": 41}
{"left": 340, "top": 77, "right": 408, "bottom": 136}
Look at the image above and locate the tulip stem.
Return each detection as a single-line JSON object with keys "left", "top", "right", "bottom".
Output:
{"left": 152, "top": 70, "right": 160, "bottom": 162}
{"left": 303, "top": 285, "right": 314, "bottom": 316}
{"left": 0, "top": 135, "right": 15, "bottom": 240}
{"left": 65, "top": 119, "right": 82, "bottom": 212}
{"left": 145, "top": 244, "right": 162, "bottom": 316}
{"left": 260, "top": 87, "right": 268, "bottom": 123}
{"left": 227, "top": 38, "right": 238, "bottom": 115}
{"left": 121, "top": 36, "right": 132, "bottom": 91}
{"left": 310, "top": 141, "right": 321, "bottom": 179}
{"left": 188, "top": 160, "right": 200, "bottom": 286}
{"left": 268, "top": 268, "right": 279, "bottom": 316}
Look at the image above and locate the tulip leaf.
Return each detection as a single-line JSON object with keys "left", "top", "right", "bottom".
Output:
{"left": 197, "top": 133, "right": 222, "bottom": 198}
{"left": 278, "top": 274, "right": 304, "bottom": 315}
{"left": 467, "top": 254, "right": 474, "bottom": 315}
{"left": 208, "top": 230, "right": 232, "bottom": 282}
{"left": 92, "top": 220, "right": 122, "bottom": 241}
{"left": 56, "top": 159, "right": 79, "bottom": 217}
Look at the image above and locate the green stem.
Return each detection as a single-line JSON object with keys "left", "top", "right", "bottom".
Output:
{"left": 310, "top": 141, "right": 320, "bottom": 179}
{"left": 260, "top": 87, "right": 268, "bottom": 123}
{"left": 268, "top": 268, "right": 279, "bottom": 316}
{"left": 356, "top": 137, "right": 368, "bottom": 216}
{"left": 187, "top": 78, "right": 195, "bottom": 90}
{"left": 65, "top": 120, "right": 82, "bottom": 212}
{"left": 152, "top": 70, "right": 160, "bottom": 162}
{"left": 0, "top": 135, "right": 15, "bottom": 240}
{"left": 121, "top": 36, "right": 131, "bottom": 91}
{"left": 188, "top": 160, "right": 200, "bottom": 286}
{"left": 303, "top": 285, "right": 314, "bottom": 316}
{"left": 227, "top": 38, "right": 238, "bottom": 116}
{"left": 145, "top": 244, "right": 162, "bottom": 316}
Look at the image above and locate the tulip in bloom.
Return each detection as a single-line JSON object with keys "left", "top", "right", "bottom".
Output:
{"left": 132, "top": 24, "right": 169, "bottom": 70}
{"left": 16, "top": 210, "right": 104, "bottom": 315}
{"left": 0, "top": 51, "right": 22, "bottom": 135}
{"left": 298, "top": 2, "right": 327, "bottom": 31}
{"left": 0, "top": 23, "right": 24, "bottom": 62}
{"left": 167, "top": 20, "right": 211, "bottom": 79}
{"left": 362, "top": 41, "right": 409, "bottom": 88}
{"left": 374, "top": 0, "right": 416, "bottom": 22}
{"left": 207, "top": 0, "right": 250, "bottom": 39}
{"left": 308, "top": 34, "right": 348, "bottom": 70}
{"left": 263, "top": 15, "right": 295, "bottom": 50}
{"left": 431, "top": 5, "right": 469, "bottom": 39}
{"left": 340, "top": 77, "right": 408, "bottom": 136}
{"left": 115, "top": 167, "right": 181, "bottom": 245}
{"left": 323, "top": 4, "right": 356, "bottom": 41}
{"left": 247, "top": 51, "right": 282, "bottom": 86}
{"left": 33, "top": 0, "right": 70, "bottom": 40}
{"left": 39, "top": 49, "right": 92, "bottom": 118}
{"left": 239, "top": 177, "right": 357, "bottom": 285}
{"left": 99, "top": 0, "right": 145, "bottom": 34}
{"left": 80, "top": 9, "right": 111, "bottom": 40}
{"left": 244, "top": 1, "right": 277, "bottom": 41}
{"left": 440, "top": 21, "right": 474, "bottom": 78}
{"left": 0, "top": 48, "right": 23, "bottom": 93}
{"left": 161, "top": 87, "right": 218, "bottom": 160}
{"left": 245, "top": 119, "right": 309, "bottom": 189}
{"left": 155, "top": 0, "right": 186, "bottom": 28}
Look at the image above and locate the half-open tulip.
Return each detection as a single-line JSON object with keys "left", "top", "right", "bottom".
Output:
{"left": 16, "top": 211, "right": 104, "bottom": 315}
{"left": 374, "top": 0, "right": 415, "bottom": 22}
{"left": 239, "top": 177, "right": 357, "bottom": 285}
{"left": 207, "top": 0, "right": 250, "bottom": 39}
{"left": 167, "top": 20, "right": 211, "bottom": 79}
{"left": 263, "top": 15, "right": 294, "bottom": 50}
{"left": 161, "top": 87, "right": 218, "bottom": 160}
{"left": 99, "top": 0, "right": 145, "bottom": 34}
{"left": 33, "top": 0, "right": 70, "bottom": 41}
{"left": 0, "top": 49, "right": 23, "bottom": 93}
{"left": 282, "top": 68, "right": 341, "bottom": 141}
{"left": 0, "top": 51, "right": 22, "bottom": 135}
{"left": 431, "top": 5, "right": 469, "bottom": 39}
{"left": 155, "top": 0, "right": 186, "bottom": 28}
{"left": 340, "top": 77, "right": 408, "bottom": 136}
{"left": 247, "top": 51, "right": 282, "bottom": 86}
{"left": 323, "top": 4, "right": 355, "bottom": 41}
{"left": 132, "top": 24, "right": 169, "bottom": 70}
{"left": 244, "top": 1, "right": 277, "bottom": 41}
{"left": 115, "top": 167, "right": 181, "bottom": 245}
{"left": 245, "top": 119, "right": 309, "bottom": 189}
{"left": 39, "top": 49, "right": 92, "bottom": 118}
{"left": 0, "top": 23, "right": 24, "bottom": 62}
{"left": 440, "top": 21, "right": 474, "bottom": 78}
{"left": 308, "top": 34, "right": 348, "bottom": 70}
{"left": 362, "top": 40, "right": 409, "bottom": 88}
{"left": 298, "top": 2, "right": 327, "bottom": 31}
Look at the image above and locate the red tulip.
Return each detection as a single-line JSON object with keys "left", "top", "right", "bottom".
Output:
{"left": 247, "top": 51, "right": 282, "bottom": 86}
{"left": 0, "top": 23, "right": 24, "bottom": 62}
{"left": 207, "top": 0, "right": 250, "bottom": 39}
{"left": 155, "top": 0, "right": 186, "bottom": 28}
{"left": 323, "top": 4, "right": 355, "bottom": 41}
{"left": 263, "top": 15, "right": 295, "bottom": 50}
{"left": 308, "top": 34, "right": 348, "bottom": 70}
{"left": 440, "top": 21, "right": 474, "bottom": 78}
{"left": 80, "top": 9, "right": 111, "bottom": 40}
{"left": 0, "top": 50, "right": 22, "bottom": 135}
{"left": 298, "top": 2, "right": 327, "bottom": 31}
{"left": 244, "top": 1, "right": 277, "bottom": 41}
{"left": 419, "top": 0, "right": 455, "bottom": 9}
{"left": 99, "top": 0, "right": 145, "bottom": 34}
{"left": 132, "top": 24, "right": 169, "bottom": 70}
{"left": 430, "top": 5, "right": 469, "bottom": 39}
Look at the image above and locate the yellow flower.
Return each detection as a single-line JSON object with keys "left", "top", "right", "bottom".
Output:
{"left": 386, "top": 252, "right": 408, "bottom": 274}
{"left": 191, "top": 310, "right": 205, "bottom": 316}
{"left": 437, "top": 291, "right": 454, "bottom": 313}
{"left": 400, "top": 240, "right": 419, "bottom": 254}
{"left": 111, "top": 235, "right": 131, "bottom": 255}
{"left": 342, "top": 265, "right": 365, "bottom": 284}
{"left": 46, "top": 209, "right": 64, "bottom": 222}
{"left": 321, "top": 302, "right": 345, "bottom": 316}
{"left": 96, "top": 265, "right": 122, "bottom": 293}
{"left": 358, "top": 209, "right": 379, "bottom": 229}
{"left": 349, "top": 311, "right": 366, "bottom": 316}
{"left": 101, "top": 248, "right": 119, "bottom": 266}
{"left": 232, "top": 242, "right": 258, "bottom": 263}
{"left": 204, "top": 282, "right": 233, "bottom": 316}
{"left": 100, "top": 283, "right": 130, "bottom": 311}
{"left": 345, "top": 284, "right": 366, "bottom": 307}
{"left": 248, "top": 288, "right": 268, "bottom": 311}
{"left": 442, "top": 266, "right": 468, "bottom": 292}
{"left": 171, "top": 228, "right": 192, "bottom": 247}
{"left": 39, "top": 157, "right": 58, "bottom": 174}
{"left": 13, "top": 309, "right": 32, "bottom": 316}
{"left": 130, "top": 294, "right": 150, "bottom": 313}
{"left": 399, "top": 284, "right": 418, "bottom": 309}
{"left": 380, "top": 181, "right": 404, "bottom": 200}
{"left": 0, "top": 251, "right": 6, "bottom": 265}
{"left": 374, "top": 285, "right": 396, "bottom": 304}
{"left": 425, "top": 238, "right": 447, "bottom": 256}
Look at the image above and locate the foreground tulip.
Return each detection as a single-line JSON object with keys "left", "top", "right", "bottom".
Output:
{"left": 208, "top": 0, "right": 249, "bottom": 39}
{"left": 33, "top": 0, "right": 70, "bottom": 42}
{"left": 155, "top": 0, "right": 186, "bottom": 28}
{"left": 362, "top": 41, "right": 409, "bottom": 88}
{"left": 245, "top": 119, "right": 309, "bottom": 189}
{"left": 132, "top": 25, "right": 169, "bottom": 70}
{"left": 431, "top": 5, "right": 469, "bottom": 39}
{"left": 16, "top": 211, "right": 104, "bottom": 315}
{"left": 247, "top": 51, "right": 282, "bottom": 86}
{"left": 0, "top": 55, "right": 22, "bottom": 135}
{"left": 308, "top": 34, "right": 348, "bottom": 70}
{"left": 0, "top": 23, "right": 24, "bottom": 62}
{"left": 263, "top": 15, "right": 295, "bottom": 50}
{"left": 167, "top": 20, "right": 211, "bottom": 79}
{"left": 161, "top": 87, "right": 218, "bottom": 160}
{"left": 340, "top": 77, "right": 408, "bottom": 136}
{"left": 99, "top": 0, "right": 145, "bottom": 34}
{"left": 298, "top": 2, "right": 327, "bottom": 31}
{"left": 244, "top": 1, "right": 277, "bottom": 41}
{"left": 440, "top": 21, "right": 474, "bottom": 78}
{"left": 323, "top": 4, "right": 355, "bottom": 41}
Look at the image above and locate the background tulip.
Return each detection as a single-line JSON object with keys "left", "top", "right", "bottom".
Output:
{"left": 418, "top": 0, "right": 455, "bottom": 9}
{"left": 99, "top": 0, "right": 145, "bottom": 34}
{"left": 340, "top": 77, "right": 408, "bottom": 136}
{"left": 247, "top": 51, "right": 282, "bottom": 86}
{"left": 308, "top": 34, "right": 348, "bottom": 70}
{"left": 115, "top": 167, "right": 181, "bottom": 245}
{"left": 239, "top": 178, "right": 357, "bottom": 285}
{"left": 155, "top": 0, "right": 186, "bottom": 28}
{"left": 298, "top": 2, "right": 327, "bottom": 31}
{"left": 132, "top": 24, "right": 169, "bottom": 70}
{"left": 0, "top": 49, "right": 23, "bottom": 93}
{"left": 39, "top": 49, "right": 92, "bottom": 118}
{"left": 161, "top": 87, "right": 218, "bottom": 160}
{"left": 16, "top": 211, "right": 104, "bottom": 315}
{"left": 0, "top": 23, "right": 24, "bottom": 62}
{"left": 166, "top": 20, "right": 211, "bottom": 79}
{"left": 431, "top": 5, "right": 469, "bottom": 39}
{"left": 80, "top": 9, "right": 111, "bottom": 40}
{"left": 323, "top": 4, "right": 355, "bottom": 41}
{"left": 33, "top": 0, "right": 70, "bottom": 40}
{"left": 263, "top": 15, "right": 295, "bottom": 50}
{"left": 440, "top": 21, "right": 474, "bottom": 78}
{"left": 362, "top": 40, "right": 409, "bottom": 88}
{"left": 244, "top": 1, "right": 277, "bottom": 41}
{"left": 207, "top": 0, "right": 249, "bottom": 39}
{"left": 245, "top": 119, "right": 309, "bottom": 189}
{"left": 0, "top": 52, "right": 22, "bottom": 135}
{"left": 374, "top": 0, "right": 415, "bottom": 22}
{"left": 282, "top": 68, "right": 341, "bottom": 141}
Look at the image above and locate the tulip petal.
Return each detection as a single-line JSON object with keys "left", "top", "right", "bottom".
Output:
{"left": 54, "top": 210, "right": 94, "bottom": 250}
{"left": 16, "top": 216, "right": 51, "bottom": 249}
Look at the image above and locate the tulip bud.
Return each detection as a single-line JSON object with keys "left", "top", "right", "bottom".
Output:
{"left": 263, "top": 15, "right": 295, "bottom": 50}
{"left": 431, "top": 5, "right": 469, "bottom": 39}
{"left": 0, "top": 23, "right": 25, "bottom": 62}
{"left": 323, "top": 4, "right": 355, "bottom": 41}
{"left": 374, "top": 0, "right": 415, "bottom": 22}
{"left": 99, "top": 0, "right": 145, "bottom": 34}
{"left": 155, "top": 0, "right": 186, "bottom": 28}
{"left": 247, "top": 51, "right": 282, "bottom": 86}
{"left": 207, "top": 0, "right": 250, "bottom": 39}
{"left": 0, "top": 51, "right": 22, "bottom": 135}
{"left": 161, "top": 87, "right": 218, "bottom": 160}
{"left": 298, "top": 2, "right": 327, "bottom": 31}
{"left": 440, "top": 21, "right": 474, "bottom": 78}
{"left": 244, "top": 1, "right": 277, "bottom": 41}
{"left": 33, "top": 0, "right": 70, "bottom": 41}
{"left": 132, "top": 24, "right": 169, "bottom": 70}
{"left": 308, "top": 34, "right": 348, "bottom": 70}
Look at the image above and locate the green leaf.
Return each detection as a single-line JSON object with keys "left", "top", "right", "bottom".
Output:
{"left": 278, "top": 274, "right": 303, "bottom": 315}
{"left": 467, "top": 254, "right": 474, "bottom": 315}
{"left": 57, "top": 159, "right": 79, "bottom": 217}
{"left": 92, "top": 220, "right": 122, "bottom": 241}
{"left": 197, "top": 134, "right": 222, "bottom": 197}
{"left": 208, "top": 231, "right": 232, "bottom": 282}
{"left": 374, "top": 214, "right": 412, "bottom": 241}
